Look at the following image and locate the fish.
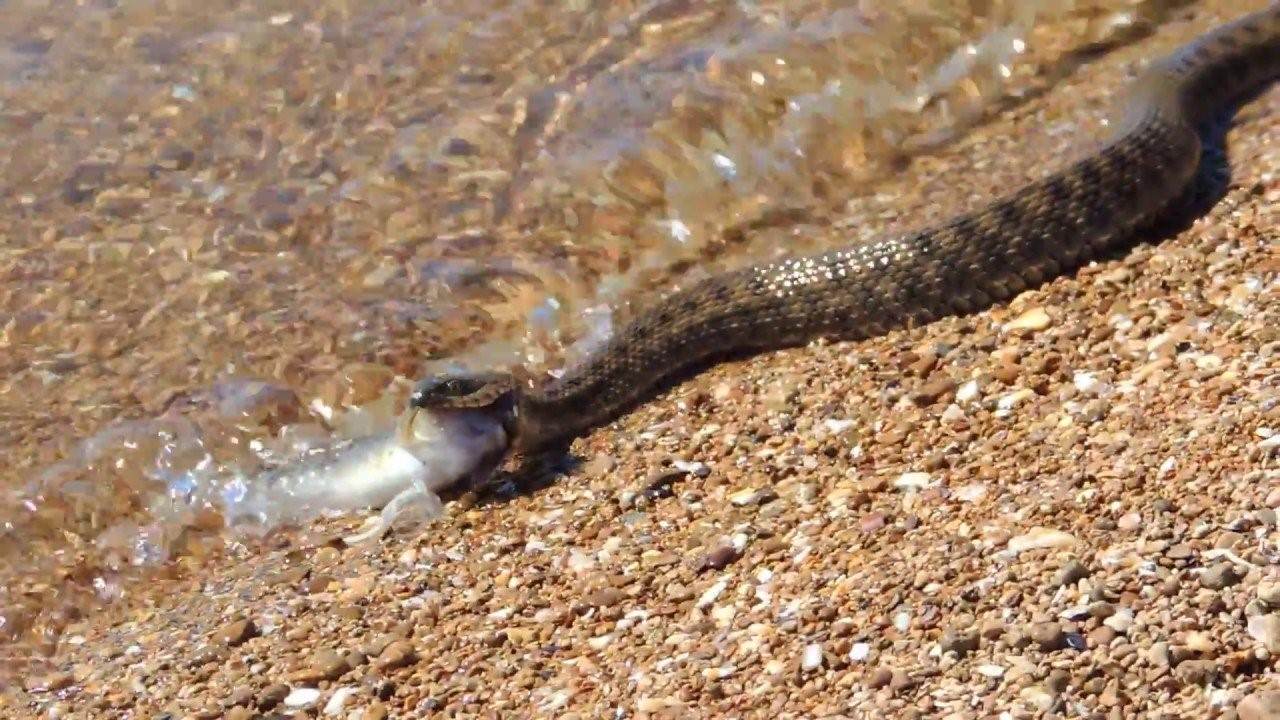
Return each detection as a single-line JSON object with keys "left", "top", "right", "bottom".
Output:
{"left": 225, "top": 406, "right": 508, "bottom": 543}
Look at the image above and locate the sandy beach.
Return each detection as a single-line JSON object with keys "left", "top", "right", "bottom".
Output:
{"left": 4, "top": 0, "right": 1280, "bottom": 717}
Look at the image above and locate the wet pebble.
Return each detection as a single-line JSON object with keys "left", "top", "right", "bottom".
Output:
{"left": 215, "top": 618, "right": 257, "bottom": 646}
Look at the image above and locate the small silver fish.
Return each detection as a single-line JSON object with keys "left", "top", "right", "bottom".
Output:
{"left": 228, "top": 407, "right": 508, "bottom": 542}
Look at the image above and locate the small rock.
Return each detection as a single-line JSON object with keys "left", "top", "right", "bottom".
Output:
{"left": 1006, "top": 307, "right": 1052, "bottom": 332}
{"left": 697, "top": 544, "right": 741, "bottom": 572}
{"left": 1117, "top": 512, "right": 1142, "bottom": 531}
{"left": 979, "top": 618, "right": 1006, "bottom": 640}
{"left": 1201, "top": 563, "right": 1243, "bottom": 590}
{"left": 310, "top": 649, "right": 349, "bottom": 682}
{"left": 894, "top": 472, "right": 931, "bottom": 490}
{"left": 1019, "top": 684, "right": 1055, "bottom": 712}
{"left": 284, "top": 688, "right": 321, "bottom": 709}
{"left": 1258, "top": 581, "right": 1280, "bottom": 609}
{"left": 1028, "top": 622, "right": 1065, "bottom": 651}
{"left": 225, "top": 686, "right": 256, "bottom": 708}
{"left": 848, "top": 643, "right": 871, "bottom": 662}
{"left": 859, "top": 512, "right": 886, "bottom": 532}
{"left": 1046, "top": 669, "right": 1071, "bottom": 694}
{"left": 216, "top": 618, "right": 257, "bottom": 646}
{"left": 911, "top": 378, "right": 956, "bottom": 406}
{"left": 1239, "top": 691, "right": 1280, "bottom": 720}
{"left": 1185, "top": 631, "right": 1216, "bottom": 654}
{"left": 939, "top": 628, "right": 980, "bottom": 657}
{"left": 1266, "top": 488, "right": 1280, "bottom": 508}
{"left": 1055, "top": 559, "right": 1090, "bottom": 587}
{"left": 23, "top": 672, "right": 73, "bottom": 693}
{"left": 1173, "top": 659, "right": 1218, "bottom": 686}
{"left": 324, "top": 687, "right": 357, "bottom": 716}
{"left": 1103, "top": 608, "right": 1134, "bottom": 633}
{"left": 801, "top": 644, "right": 824, "bottom": 672}
{"left": 258, "top": 683, "right": 290, "bottom": 710}
{"left": 1087, "top": 626, "right": 1116, "bottom": 648}
{"left": 1247, "top": 614, "right": 1280, "bottom": 653}
{"left": 1087, "top": 601, "right": 1116, "bottom": 619}
{"left": 975, "top": 664, "right": 1005, "bottom": 678}
{"left": 339, "top": 574, "right": 378, "bottom": 602}
{"left": 374, "top": 640, "right": 417, "bottom": 672}
{"left": 585, "top": 588, "right": 626, "bottom": 607}
{"left": 866, "top": 667, "right": 893, "bottom": 689}
{"left": 1008, "top": 527, "right": 1077, "bottom": 553}
{"left": 1147, "top": 642, "right": 1173, "bottom": 672}
{"left": 728, "top": 487, "right": 776, "bottom": 506}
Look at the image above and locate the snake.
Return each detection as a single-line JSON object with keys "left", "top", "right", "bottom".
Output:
{"left": 406, "top": 4, "right": 1280, "bottom": 458}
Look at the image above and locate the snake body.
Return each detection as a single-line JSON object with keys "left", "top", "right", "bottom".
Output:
{"left": 412, "top": 5, "right": 1280, "bottom": 454}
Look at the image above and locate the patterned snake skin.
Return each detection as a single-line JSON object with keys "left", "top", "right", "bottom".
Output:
{"left": 412, "top": 5, "right": 1280, "bottom": 454}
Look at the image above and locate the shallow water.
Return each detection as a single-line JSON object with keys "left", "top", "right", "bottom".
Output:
{"left": 0, "top": 0, "right": 1192, "bottom": 672}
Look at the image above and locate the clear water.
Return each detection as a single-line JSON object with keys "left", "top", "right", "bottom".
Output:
{"left": 0, "top": 0, "right": 1186, "bottom": 674}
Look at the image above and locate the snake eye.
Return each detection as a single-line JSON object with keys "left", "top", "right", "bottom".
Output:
{"left": 409, "top": 373, "right": 508, "bottom": 409}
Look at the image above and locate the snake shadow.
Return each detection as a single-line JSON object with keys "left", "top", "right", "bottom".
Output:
{"left": 465, "top": 86, "right": 1262, "bottom": 509}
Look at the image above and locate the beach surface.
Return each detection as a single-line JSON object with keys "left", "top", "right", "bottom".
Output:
{"left": 4, "top": 0, "right": 1280, "bottom": 717}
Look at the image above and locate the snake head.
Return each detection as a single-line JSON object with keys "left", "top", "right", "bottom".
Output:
{"left": 408, "top": 371, "right": 516, "bottom": 411}
{"left": 398, "top": 370, "right": 520, "bottom": 446}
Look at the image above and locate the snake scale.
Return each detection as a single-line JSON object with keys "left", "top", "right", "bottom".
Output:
{"left": 410, "top": 4, "right": 1280, "bottom": 456}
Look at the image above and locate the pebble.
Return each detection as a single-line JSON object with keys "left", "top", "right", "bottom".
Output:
{"left": 1103, "top": 608, "right": 1134, "bottom": 633}
{"left": 728, "top": 487, "right": 776, "bottom": 506}
{"left": 894, "top": 472, "right": 931, "bottom": 490}
{"left": 374, "top": 640, "right": 417, "bottom": 672}
{"left": 955, "top": 379, "right": 981, "bottom": 403}
{"left": 1201, "top": 562, "right": 1243, "bottom": 589}
{"left": 939, "top": 627, "right": 980, "bottom": 656}
{"left": 1258, "top": 580, "right": 1280, "bottom": 608}
{"left": 1247, "top": 614, "right": 1280, "bottom": 652}
{"left": 696, "top": 543, "right": 741, "bottom": 572}
{"left": 1008, "top": 527, "right": 1077, "bottom": 553}
{"left": 284, "top": 687, "right": 321, "bottom": 708}
{"left": 258, "top": 683, "right": 290, "bottom": 710}
{"left": 1239, "top": 691, "right": 1280, "bottom": 720}
{"left": 324, "top": 687, "right": 357, "bottom": 715}
{"left": 1005, "top": 307, "right": 1052, "bottom": 331}
{"left": 801, "top": 644, "right": 824, "bottom": 672}
{"left": 911, "top": 378, "right": 955, "bottom": 405}
{"left": 1055, "top": 559, "right": 1090, "bottom": 586}
{"left": 866, "top": 667, "right": 893, "bottom": 689}
{"left": 1116, "top": 512, "right": 1142, "bottom": 531}
{"left": 1028, "top": 622, "right": 1066, "bottom": 651}
{"left": 215, "top": 618, "right": 257, "bottom": 646}
{"left": 1147, "top": 642, "right": 1172, "bottom": 667}
{"left": 309, "top": 648, "right": 350, "bottom": 681}
{"left": 1173, "top": 659, "right": 1217, "bottom": 686}
{"left": 1019, "top": 685, "right": 1055, "bottom": 712}
{"left": 23, "top": 672, "right": 73, "bottom": 692}
{"left": 979, "top": 618, "right": 1006, "bottom": 640}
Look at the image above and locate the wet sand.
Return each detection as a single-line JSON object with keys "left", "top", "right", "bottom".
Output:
{"left": 6, "top": 0, "right": 1280, "bottom": 717}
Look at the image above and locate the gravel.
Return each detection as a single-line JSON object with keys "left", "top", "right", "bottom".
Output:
{"left": 5, "top": 0, "right": 1280, "bottom": 718}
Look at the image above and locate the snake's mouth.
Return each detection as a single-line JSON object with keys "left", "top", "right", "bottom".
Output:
{"left": 395, "top": 406, "right": 422, "bottom": 445}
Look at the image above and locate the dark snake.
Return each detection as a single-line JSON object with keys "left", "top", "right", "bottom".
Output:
{"left": 409, "top": 5, "right": 1280, "bottom": 457}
